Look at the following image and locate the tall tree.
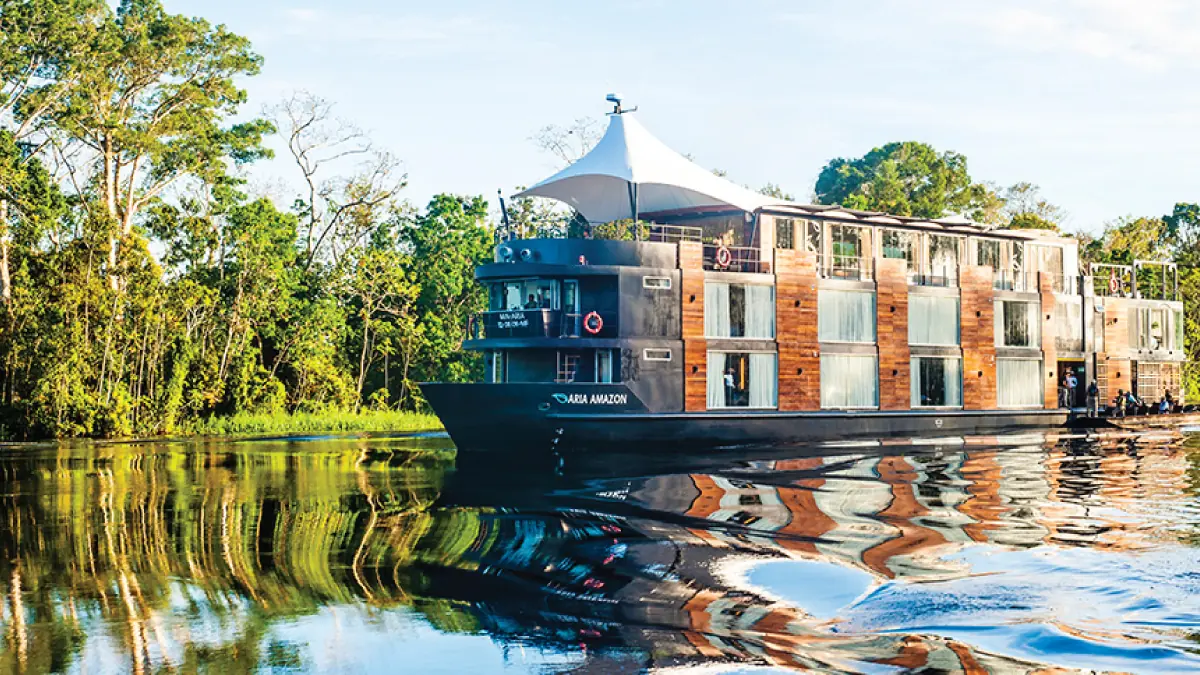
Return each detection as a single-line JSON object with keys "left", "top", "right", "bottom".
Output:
{"left": 50, "top": 0, "right": 271, "bottom": 284}
{"left": 814, "top": 141, "right": 994, "bottom": 220}
{"left": 1001, "top": 182, "right": 1066, "bottom": 231}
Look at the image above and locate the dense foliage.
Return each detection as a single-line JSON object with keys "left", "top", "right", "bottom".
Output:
{"left": 0, "top": 0, "right": 490, "bottom": 439}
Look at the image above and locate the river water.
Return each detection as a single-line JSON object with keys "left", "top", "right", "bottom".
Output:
{"left": 0, "top": 431, "right": 1197, "bottom": 674}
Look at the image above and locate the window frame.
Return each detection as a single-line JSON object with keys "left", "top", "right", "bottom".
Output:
{"left": 642, "top": 348, "right": 672, "bottom": 362}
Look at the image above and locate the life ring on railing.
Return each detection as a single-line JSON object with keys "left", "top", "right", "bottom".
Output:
{"left": 583, "top": 311, "right": 603, "bottom": 335}
{"left": 1108, "top": 271, "right": 1119, "bottom": 295}
{"left": 715, "top": 245, "right": 732, "bottom": 268}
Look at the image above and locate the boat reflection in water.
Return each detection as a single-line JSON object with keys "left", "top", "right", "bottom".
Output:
{"left": 0, "top": 432, "right": 1197, "bottom": 673}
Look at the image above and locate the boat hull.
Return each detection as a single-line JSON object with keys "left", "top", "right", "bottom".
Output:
{"left": 421, "top": 383, "right": 1070, "bottom": 453}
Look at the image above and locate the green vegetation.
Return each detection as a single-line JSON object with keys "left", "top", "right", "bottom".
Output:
{"left": 182, "top": 409, "right": 442, "bottom": 437}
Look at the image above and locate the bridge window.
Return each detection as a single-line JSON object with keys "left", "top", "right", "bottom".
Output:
{"left": 494, "top": 279, "right": 558, "bottom": 310}
{"left": 643, "top": 349, "right": 672, "bottom": 361}
{"left": 643, "top": 276, "right": 671, "bottom": 290}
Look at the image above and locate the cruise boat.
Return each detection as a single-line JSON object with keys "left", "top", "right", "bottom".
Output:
{"left": 422, "top": 100, "right": 1187, "bottom": 452}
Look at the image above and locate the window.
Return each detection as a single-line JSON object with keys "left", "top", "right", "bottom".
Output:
{"left": 596, "top": 349, "right": 616, "bottom": 383}
{"left": 643, "top": 276, "right": 671, "bottom": 290}
{"left": 997, "top": 359, "right": 1043, "bottom": 407}
{"left": 881, "top": 229, "right": 916, "bottom": 268}
{"left": 1054, "top": 301, "right": 1083, "bottom": 352}
{"left": 776, "top": 218, "right": 795, "bottom": 249}
{"left": 707, "top": 352, "right": 778, "bottom": 408}
{"left": 909, "top": 295, "right": 959, "bottom": 345}
{"left": 1137, "top": 306, "right": 1174, "bottom": 351}
{"left": 705, "top": 282, "right": 775, "bottom": 339}
{"left": 995, "top": 300, "right": 1040, "bottom": 348}
{"left": 975, "top": 239, "right": 1002, "bottom": 270}
{"left": 643, "top": 349, "right": 672, "bottom": 361}
{"left": 1028, "top": 244, "right": 1064, "bottom": 277}
{"left": 804, "top": 220, "right": 822, "bottom": 253}
{"left": 928, "top": 234, "right": 961, "bottom": 279}
{"left": 911, "top": 357, "right": 962, "bottom": 407}
{"left": 495, "top": 279, "right": 558, "bottom": 310}
{"left": 820, "top": 354, "right": 878, "bottom": 408}
{"left": 827, "top": 224, "right": 872, "bottom": 278}
{"left": 818, "top": 290, "right": 876, "bottom": 343}
{"left": 490, "top": 350, "right": 506, "bottom": 383}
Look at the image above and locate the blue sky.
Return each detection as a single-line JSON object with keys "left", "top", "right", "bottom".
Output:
{"left": 174, "top": 0, "right": 1200, "bottom": 233}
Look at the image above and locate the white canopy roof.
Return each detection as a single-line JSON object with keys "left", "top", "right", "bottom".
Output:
{"left": 515, "top": 112, "right": 782, "bottom": 224}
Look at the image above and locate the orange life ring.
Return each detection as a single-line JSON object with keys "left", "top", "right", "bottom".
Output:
{"left": 1108, "top": 271, "right": 1119, "bottom": 294}
{"left": 583, "top": 311, "right": 603, "bottom": 335}
{"left": 716, "top": 245, "right": 732, "bottom": 268}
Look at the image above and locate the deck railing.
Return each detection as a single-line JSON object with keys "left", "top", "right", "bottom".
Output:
{"left": 992, "top": 269, "right": 1038, "bottom": 293}
{"left": 908, "top": 262, "right": 958, "bottom": 288}
{"left": 817, "top": 253, "right": 873, "bottom": 280}
{"left": 704, "top": 245, "right": 771, "bottom": 273}
{"left": 1090, "top": 263, "right": 1134, "bottom": 298}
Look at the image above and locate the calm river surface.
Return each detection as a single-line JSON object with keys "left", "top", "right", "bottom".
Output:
{"left": 0, "top": 431, "right": 1198, "bottom": 674}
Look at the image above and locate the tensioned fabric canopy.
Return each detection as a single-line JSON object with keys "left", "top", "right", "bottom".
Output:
{"left": 515, "top": 112, "right": 786, "bottom": 224}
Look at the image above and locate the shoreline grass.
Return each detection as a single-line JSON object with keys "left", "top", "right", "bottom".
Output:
{"left": 181, "top": 409, "right": 443, "bottom": 438}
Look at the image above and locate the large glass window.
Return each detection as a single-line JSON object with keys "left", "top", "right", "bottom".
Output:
{"left": 1137, "top": 306, "right": 1174, "bottom": 351}
{"left": 775, "top": 218, "right": 795, "bottom": 249}
{"left": 707, "top": 352, "right": 778, "bottom": 409}
{"left": 705, "top": 283, "right": 775, "bottom": 338}
{"left": 1053, "top": 301, "right": 1083, "bottom": 352}
{"left": 997, "top": 358, "right": 1043, "bottom": 407}
{"left": 820, "top": 354, "right": 878, "bottom": 408}
{"left": 826, "top": 224, "right": 872, "bottom": 278}
{"left": 909, "top": 295, "right": 960, "bottom": 345}
{"left": 928, "top": 234, "right": 961, "bottom": 279}
{"left": 494, "top": 279, "right": 558, "bottom": 310}
{"left": 975, "top": 239, "right": 1002, "bottom": 270}
{"left": 881, "top": 229, "right": 916, "bottom": 269}
{"left": 1029, "top": 244, "right": 1064, "bottom": 277}
{"left": 995, "top": 300, "right": 1040, "bottom": 347}
{"left": 818, "top": 290, "right": 876, "bottom": 343}
{"left": 595, "top": 349, "right": 616, "bottom": 383}
{"left": 911, "top": 357, "right": 962, "bottom": 407}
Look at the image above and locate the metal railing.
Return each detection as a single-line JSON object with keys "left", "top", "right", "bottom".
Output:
{"left": 992, "top": 269, "right": 1038, "bottom": 293}
{"left": 908, "top": 262, "right": 958, "bottom": 288}
{"left": 643, "top": 223, "right": 702, "bottom": 243}
{"left": 1090, "top": 263, "right": 1134, "bottom": 298}
{"left": 817, "top": 253, "right": 873, "bottom": 280}
{"left": 704, "top": 245, "right": 771, "bottom": 273}
{"left": 1134, "top": 260, "right": 1179, "bottom": 301}
{"left": 1046, "top": 273, "right": 1081, "bottom": 295}
{"left": 468, "top": 309, "right": 602, "bottom": 339}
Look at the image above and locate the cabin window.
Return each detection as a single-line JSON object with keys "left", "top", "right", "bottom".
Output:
{"left": 707, "top": 352, "right": 777, "bottom": 409}
{"left": 496, "top": 279, "right": 558, "bottom": 310}
{"left": 975, "top": 239, "right": 1002, "bottom": 270}
{"left": 489, "top": 350, "right": 506, "bottom": 383}
{"left": 1053, "top": 301, "right": 1083, "bottom": 352}
{"left": 928, "top": 234, "right": 961, "bottom": 279}
{"left": 995, "top": 300, "right": 1040, "bottom": 348}
{"left": 997, "top": 358, "right": 1043, "bottom": 407}
{"left": 820, "top": 354, "right": 878, "bottom": 408}
{"left": 881, "top": 229, "right": 916, "bottom": 269}
{"left": 804, "top": 220, "right": 822, "bottom": 253}
{"left": 911, "top": 357, "right": 962, "bottom": 407}
{"left": 643, "top": 348, "right": 672, "bottom": 362}
{"left": 643, "top": 276, "right": 671, "bottom": 290}
{"left": 775, "top": 218, "right": 796, "bottom": 249}
{"left": 1137, "top": 306, "right": 1174, "bottom": 351}
{"left": 705, "top": 282, "right": 775, "bottom": 339}
{"left": 818, "top": 290, "right": 876, "bottom": 343}
{"left": 909, "top": 295, "right": 960, "bottom": 345}
{"left": 826, "top": 224, "right": 872, "bottom": 278}
{"left": 596, "top": 349, "right": 617, "bottom": 383}
{"left": 1028, "top": 244, "right": 1064, "bottom": 277}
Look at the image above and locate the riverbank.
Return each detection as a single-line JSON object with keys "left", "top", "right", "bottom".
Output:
{"left": 181, "top": 409, "right": 443, "bottom": 437}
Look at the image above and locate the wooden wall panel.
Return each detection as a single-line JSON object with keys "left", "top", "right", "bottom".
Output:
{"left": 876, "top": 258, "right": 910, "bottom": 410}
{"left": 680, "top": 241, "right": 707, "bottom": 411}
{"left": 960, "top": 265, "right": 997, "bottom": 410}
{"left": 1039, "top": 273, "right": 1059, "bottom": 409}
{"left": 1100, "top": 300, "right": 1131, "bottom": 400}
{"left": 775, "top": 249, "right": 820, "bottom": 411}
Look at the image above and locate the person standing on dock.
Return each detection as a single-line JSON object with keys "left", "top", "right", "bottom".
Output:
{"left": 1087, "top": 380, "right": 1099, "bottom": 417}
{"left": 1066, "top": 371, "right": 1078, "bottom": 409}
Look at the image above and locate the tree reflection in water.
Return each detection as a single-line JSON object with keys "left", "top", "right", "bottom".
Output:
{"left": 0, "top": 432, "right": 1196, "bottom": 673}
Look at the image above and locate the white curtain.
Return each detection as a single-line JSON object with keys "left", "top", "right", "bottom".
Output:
{"left": 745, "top": 285, "right": 776, "bottom": 338}
{"left": 707, "top": 351, "right": 727, "bottom": 408}
{"left": 748, "top": 353, "right": 778, "bottom": 408}
{"left": 997, "top": 359, "right": 1042, "bottom": 407}
{"left": 820, "top": 354, "right": 878, "bottom": 408}
{"left": 909, "top": 295, "right": 960, "bottom": 345}
{"left": 705, "top": 282, "right": 731, "bottom": 337}
{"left": 818, "top": 290, "right": 876, "bottom": 343}
{"left": 996, "top": 300, "right": 1040, "bottom": 347}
